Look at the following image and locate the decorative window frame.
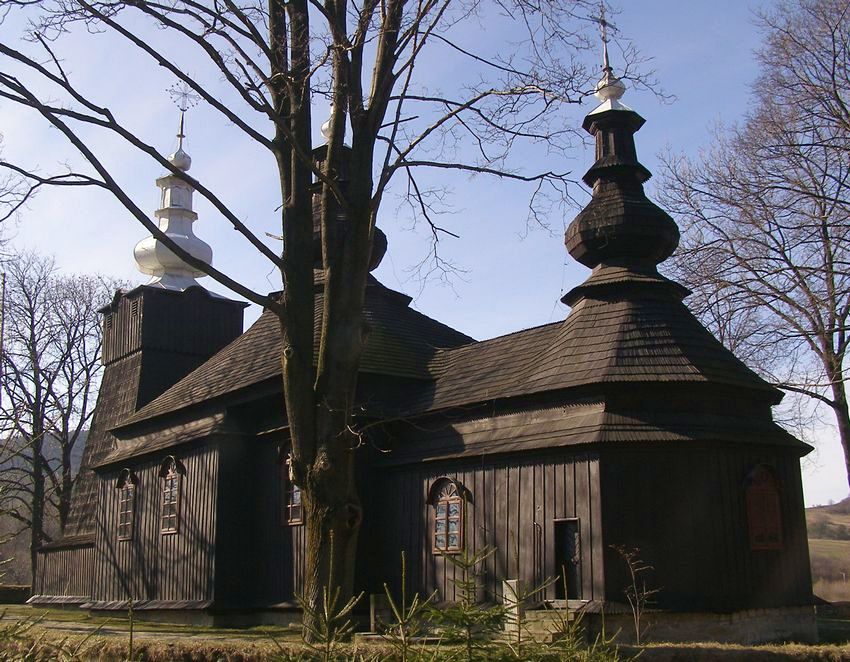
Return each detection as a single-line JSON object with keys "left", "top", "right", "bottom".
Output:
{"left": 279, "top": 447, "right": 303, "bottom": 526}
{"left": 115, "top": 468, "right": 138, "bottom": 541}
{"left": 745, "top": 464, "right": 784, "bottom": 551}
{"left": 159, "top": 456, "right": 184, "bottom": 535}
{"left": 428, "top": 477, "right": 469, "bottom": 554}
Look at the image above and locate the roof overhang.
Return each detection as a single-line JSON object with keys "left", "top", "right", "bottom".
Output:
{"left": 96, "top": 410, "right": 240, "bottom": 469}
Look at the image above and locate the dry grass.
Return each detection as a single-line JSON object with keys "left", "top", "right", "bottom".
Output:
{"left": 631, "top": 642, "right": 850, "bottom": 661}
{"left": 807, "top": 499, "right": 850, "bottom": 605}
{"left": 0, "top": 633, "right": 342, "bottom": 661}
{"left": 2, "top": 630, "right": 850, "bottom": 661}
{"left": 0, "top": 621, "right": 396, "bottom": 661}
{"left": 815, "top": 580, "right": 850, "bottom": 603}
{"left": 810, "top": 539, "right": 850, "bottom": 562}
{"left": 810, "top": 539, "right": 850, "bottom": 603}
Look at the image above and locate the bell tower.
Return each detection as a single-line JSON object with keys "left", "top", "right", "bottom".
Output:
{"left": 64, "top": 113, "right": 247, "bottom": 538}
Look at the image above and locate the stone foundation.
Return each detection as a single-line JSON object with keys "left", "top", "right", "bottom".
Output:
{"left": 576, "top": 605, "right": 818, "bottom": 645}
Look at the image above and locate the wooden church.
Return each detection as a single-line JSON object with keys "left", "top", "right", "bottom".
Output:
{"left": 30, "top": 62, "right": 817, "bottom": 643}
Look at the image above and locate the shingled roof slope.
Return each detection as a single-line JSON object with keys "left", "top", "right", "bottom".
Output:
{"left": 403, "top": 288, "right": 778, "bottom": 414}
{"left": 65, "top": 353, "right": 144, "bottom": 536}
{"left": 119, "top": 277, "right": 474, "bottom": 428}
{"left": 521, "top": 294, "right": 777, "bottom": 394}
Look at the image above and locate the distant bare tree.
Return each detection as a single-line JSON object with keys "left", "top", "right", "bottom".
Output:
{"left": 0, "top": 134, "right": 25, "bottom": 227}
{"left": 659, "top": 0, "right": 850, "bottom": 490}
{"left": 0, "top": 251, "right": 116, "bottom": 583}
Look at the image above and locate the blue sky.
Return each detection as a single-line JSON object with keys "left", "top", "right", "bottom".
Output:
{"left": 2, "top": 0, "right": 848, "bottom": 505}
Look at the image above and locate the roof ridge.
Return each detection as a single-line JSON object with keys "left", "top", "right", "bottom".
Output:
{"left": 439, "top": 318, "right": 563, "bottom": 354}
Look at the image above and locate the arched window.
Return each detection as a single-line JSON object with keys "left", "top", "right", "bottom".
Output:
{"left": 116, "top": 469, "right": 138, "bottom": 541}
{"left": 281, "top": 451, "right": 303, "bottom": 525}
{"left": 159, "top": 456, "right": 183, "bottom": 534}
{"left": 745, "top": 464, "right": 783, "bottom": 551}
{"left": 429, "top": 478, "right": 467, "bottom": 554}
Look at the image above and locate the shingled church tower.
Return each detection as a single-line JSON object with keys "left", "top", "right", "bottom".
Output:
{"left": 556, "top": 58, "right": 815, "bottom": 628}
{"left": 33, "top": 120, "right": 246, "bottom": 602}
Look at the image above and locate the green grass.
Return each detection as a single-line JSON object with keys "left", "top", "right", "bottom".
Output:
{"left": 807, "top": 499, "right": 850, "bottom": 603}
{"left": 809, "top": 538, "right": 850, "bottom": 602}
{"left": 810, "top": 538, "right": 850, "bottom": 561}
{"left": 2, "top": 604, "right": 850, "bottom": 661}
{"left": 0, "top": 604, "right": 303, "bottom": 639}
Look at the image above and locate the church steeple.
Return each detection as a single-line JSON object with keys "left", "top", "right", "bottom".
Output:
{"left": 564, "top": 22, "right": 679, "bottom": 271}
{"left": 133, "top": 104, "right": 214, "bottom": 290}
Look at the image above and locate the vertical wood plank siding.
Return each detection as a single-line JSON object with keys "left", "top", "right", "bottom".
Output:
{"left": 35, "top": 546, "right": 94, "bottom": 597}
{"left": 102, "top": 290, "right": 242, "bottom": 366}
{"left": 376, "top": 452, "right": 601, "bottom": 603}
{"left": 91, "top": 444, "right": 218, "bottom": 604}
{"left": 226, "top": 437, "right": 305, "bottom": 607}
{"left": 599, "top": 444, "right": 812, "bottom": 611}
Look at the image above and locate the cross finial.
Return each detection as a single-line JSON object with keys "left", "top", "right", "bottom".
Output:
{"left": 594, "top": 1, "right": 615, "bottom": 73}
{"left": 588, "top": 1, "right": 627, "bottom": 109}
{"left": 168, "top": 82, "right": 201, "bottom": 150}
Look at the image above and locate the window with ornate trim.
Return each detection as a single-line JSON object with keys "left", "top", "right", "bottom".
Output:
{"left": 281, "top": 452, "right": 303, "bottom": 525}
{"left": 159, "top": 456, "right": 182, "bottom": 534}
{"left": 746, "top": 464, "right": 783, "bottom": 551}
{"left": 430, "top": 478, "right": 465, "bottom": 553}
{"left": 116, "top": 469, "right": 137, "bottom": 541}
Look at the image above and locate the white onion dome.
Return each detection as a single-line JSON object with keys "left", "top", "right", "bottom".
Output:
{"left": 168, "top": 146, "right": 192, "bottom": 171}
{"left": 133, "top": 135, "right": 213, "bottom": 291}
{"left": 594, "top": 68, "right": 626, "bottom": 103}
{"left": 588, "top": 66, "right": 633, "bottom": 115}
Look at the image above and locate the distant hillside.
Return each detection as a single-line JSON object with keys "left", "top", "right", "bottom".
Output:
{"left": 0, "top": 430, "right": 86, "bottom": 474}
{"left": 808, "top": 497, "right": 850, "bottom": 540}
{"left": 807, "top": 497, "right": 850, "bottom": 603}
{"left": 0, "top": 431, "right": 87, "bottom": 585}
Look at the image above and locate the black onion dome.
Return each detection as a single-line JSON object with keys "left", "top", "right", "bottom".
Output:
{"left": 310, "top": 143, "right": 387, "bottom": 271}
{"left": 565, "top": 107, "right": 679, "bottom": 268}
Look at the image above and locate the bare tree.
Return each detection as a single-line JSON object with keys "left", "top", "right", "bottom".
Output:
{"left": 0, "top": 251, "right": 115, "bottom": 583}
{"left": 0, "top": 0, "right": 657, "bottom": 629}
{"left": 659, "top": 0, "right": 850, "bottom": 490}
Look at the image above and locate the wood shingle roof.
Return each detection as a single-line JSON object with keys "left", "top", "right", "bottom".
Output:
{"left": 118, "top": 276, "right": 474, "bottom": 429}
{"left": 398, "top": 283, "right": 779, "bottom": 415}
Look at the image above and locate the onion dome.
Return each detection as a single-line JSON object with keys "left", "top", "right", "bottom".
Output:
{"left": 134, "top": 114, "right": 213, "bottom": 290}
{"left": 311, "top": 105, "right": 387, "bottom": 272}
{"left": 168, "top": 146, "right": 192, "bottom": 171}
{"left": 564, "top": 67, "right": 679, "bottom": 269}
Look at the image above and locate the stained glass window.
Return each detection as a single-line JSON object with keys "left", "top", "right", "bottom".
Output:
{"left": 432, "top": 480, "right": 463, "bottom": 553}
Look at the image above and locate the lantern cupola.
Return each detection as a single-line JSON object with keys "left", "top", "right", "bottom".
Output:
{"left": 564, "top": 50, "right": 679, "bottom": 270}
{"left": 133, "top": 112, "right": 214, "bottom": 290}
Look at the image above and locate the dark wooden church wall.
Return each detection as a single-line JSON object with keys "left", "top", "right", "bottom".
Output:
{"left": 219, "top": 435, "right": 305, "bottom": 608}
{"left": 375, "top": 450, "right": 603, "bottom": 604}
{"left": 599, "top": 443, "right": 811, "bottom": 611}
{"left": 91, "top": 444, "right": 219, "bottom": 604}
{"left": 34, "top": 545, "right": 94, "bottom": 597}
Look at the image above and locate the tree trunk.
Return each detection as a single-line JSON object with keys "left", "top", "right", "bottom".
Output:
{"left": 29, "top": 428, "right": 44, "bottom": 587}
{"left": 59, "top": 444, "right": 73, "bottom": 530}
{"left": 300, "top": 424, "right": 362, "bottom": 637}
{"left": 297, "top": 177, "right": 372, "bottom": 639}
{"left": 829, "top": 369, "right": 850, "bottom": 493}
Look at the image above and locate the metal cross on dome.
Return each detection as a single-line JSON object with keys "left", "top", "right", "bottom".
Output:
{"left": 167, "top": 82, "right": 202, "bottom": 149}
{"left": 591, "top": 1, "right": 617, "bottom": 73}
